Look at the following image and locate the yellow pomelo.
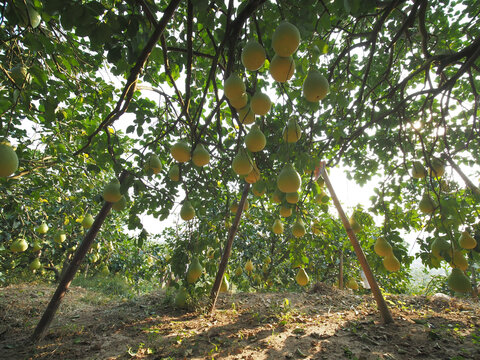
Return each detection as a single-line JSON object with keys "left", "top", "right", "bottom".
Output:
{"left": 29, "top": 258, "right": 42, "bottom": 271}
{"left": 244, "top": 124, "right": 266, "bottom": 152}
{"left": 238, "top": 105, "right": 255, "bottom": 125}
{"left": 282, "top": 119, "right": 302, "bottom": 143}
{"left": 229, "top": 93, "right": 248, "bottom": 109}
{"left": 36, "top": 222, "right": 49, "bottom": 234}
{"left": 292, "top": 218, "right": 306, "bottom": 238}
{"left": 170, "top": 140, "right": 191, "bottom": 163}
{"left": 279, "top": 205, "right": 292, "bottom": 218}
{"left": 32, "top": 241, "right": 42, "bottom": 252}
{"left": 459, "top": 230, "right": 477, "bottom": 249}
{"left": 186, "top": 257, "right": 203, "bottom": 284}
{"left": 241, "top": 40, "right": 266, "bottom": 71}
{"left": 103, "top": 179, "right": 122, "bottom": 203}
{"left": 431, "top": 238, "right": 452, "bottom": 259}
{"left": 374, "top": 237, "right": 393, "bottom": 257}
{"left": 277, "top": 164, "right": 301, "bottom": 193}
{"left": 192, "top": 144, "right": 210, "bottom": 167}
{"left": 270, "top": 55, "right": 295, "bottom": 82}
{"left": 285, "top": 192, "right": 299, "bottom": 204}
{"left": 245, "top": 259, "right": 254, "bottom": 273}
{"left": 112, "top": 196, "right": 127, "bottom": 211}
{"left": 235, "top": 266, "right": 243, "bottom": 276}
{"left": 145, "top": 154, "right": 162, "bottom": 174}
{"left": 175, "top": 288, "right": 188, "bottom": 308}
{"left": 349, "top": 215, "right": 362, "bottom": 233}
{"left": 346, "top": 278, "right": 359, "bottom": 290}
{"left": 180, "top": 200, "right": 195, "bottom": 221}
{"left": 271, "top": 188, "right": 284, "bottom": 204}
{"left": 314, "top": 191, "right": 329, "bottom": 204}
{"left": 82, "top": 214, "right": 94, "bottom": 229}
{"left": 10, "top": 238, "right": 28, "bottom": 252}
{"left": 272, "top": 21, "right": 301, "bottom": 57}
{"left": 244, "top": 163, "right": 261, "bottom": 184}
{"left": 411, "top": 161, "right": 427, "bottom": 179}
{"left": 295, "top": 268, "right": 309, "bottom": 286}
{"left": 220, "top": 276, "right": 229, "bottom": 292}
{"left": 232, "top": 148, "right": 252, "bottom": 175}
{"left": 169, "top": 164, "right": 180, "bottom": 181}
{"left": 450, "top": 251, "right": 468, "bottom": 271}
{"left": 252, "top": 180, "right": 266, "bottom": 197}
{"left": 419, "top": 193, "right": 436, "bottom": 214}
{"left": 224, "top": 73, "right": 245, "bottom": 99}
{"left": 447, "top": 268, "right": 472, "bottom": 293}
{"left": 429, "top": 157, "right": 445, "bottom": 177}
{"left": 272, "top": 218, "right": 284, "bottom": 234}
{"left": 383, "top": 254, "right": 401, "bottom": 272}
{"left": 54, "top": 230, "right": 66, "bottom": 244}
{"left": 250, "top": 92, "right": 271, "bottom": 116}
{"left": 302, "top": 70, "right": 329, "bottom": 102}
{"left": 0, "top": 142, "right": 19, "bottom": 177}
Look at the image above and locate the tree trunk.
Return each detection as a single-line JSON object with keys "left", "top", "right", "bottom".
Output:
{"left": 209, "top": 183, "right": 250, "bottom": 312}
{"left": 30, "top": 171, "right": 128, "bottom": 343}
{"left": 320, "top": 165, "right": 394, "bottom": 324}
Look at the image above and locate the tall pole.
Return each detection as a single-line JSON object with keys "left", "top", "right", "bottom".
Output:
{"left": 319, "top": 163, "right": 394, "bottom": 324}
{"left": 209, "top": 183, "right": 250, "bottom": 312}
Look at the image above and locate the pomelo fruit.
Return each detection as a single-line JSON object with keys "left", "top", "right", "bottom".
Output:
{"left": 10, "top": 238, "right": 28, "bottom": 252}
{"left": 29, "top": 258, "right": 41, "bottom": 271}
{"left": 277, "top": 164, "right": 301, "bottom": 193}
{"left": 232, "top": 148, "right": 252, "bottom": 176}
{"left": 270, "top": 55, "right": 295, "bottom": 82}
{"left": 285, "top": 192, "right": 299, "bottom": 204}
{"left": 459, "top": 231, "right": 476, "bottom": 249}
{"left": 431, "top": 238, "right": 452, "bottom": 259}
{"left": 374, "top": 237, "right": 393, "bottom": 257}
{"left": 82, "top": 214, "right": 94, "bottom": 229}
{"left": 224, "top": 73, "right": 245, "bottom": 99}
{"left": 272, "top": 21, "right": 300, "bottom": 57}
{"left": 245, "top": 259, "right": 254, "bottom": 273}
{"left": 237, "top": 105, "right": 255, "bottom": 125}
{"left": 103, "top": 178, "right": 122, "bottom": 203}
{"left": 450, "top": 250, "right": 468, "bottom": 271}
{"left": 54, "top": 230, "right": 66, "bottom": 244}
{"left": 411, "top": 161, "right": 427, "bottom": 179}
{"left": 419, "top": 193, "right": 436, "bottom": 214}
{"left": 145, "top": 154, "right": 162, "bottom": 174}
{"left": 429, "top": 157, "right": 445, "bottom": 177}
{"left": 292, "top": 218, "right": 306, "bottom": 238}
{"left": 37, "top": 222, "right": 49, "bottom": 234}
{"left": 0, "top": 142, "right": 19, "bottom": 177}
{"left": 302, "top": 70, "right": 329, "bottom": 102}
{"left": 295, "top": 267, "right": 309, "bottom": 286}
{"left": 244, "top": 163, "right": 261, "bottom": 184}
{"left": 220, "top": 276, "right": 229, "bottom": 292}
{"left": 180, "top": 200, "right": 195, "bottom": 221}
{"left": 447, "top": 268, "right": 472, "bottom": 293}
{"left": 229, "top": 93, "right": 248, "bottom": 109}
{"left": 169, "top": 164, "right": 180, "bottom": 181}
{"left": 383, "top": 254, "right": 401, "bottom": 272}
{"left": 112, "top": 196, "right": 127, "bottom": 211}
{"left": 272, "top": 218, "right": 284, "bottom": 234}
{"left": 186, "top": 257, "right": 203, "bottom": 284}
{"left": 346, "top": 278, "right": 359, "bottom": 290}
{"left": 252, "top": 180, "right": 266, "bottom": 197}
{"left": 170, "top": 140, "right": 191, "bottom": 163}
{"left": 241, "top": 40, "right": 266, "bottom": 71}
{"left": 192, "top": 144, "right": 210, "bottom": 167}
{"left": 279, "top": 205, "right": 292, "bottom": 218}
{"left": 244, "top": 124, "right": 266, "bottom": 152}
{"left": 250, "top": 92, "right": 271, "bottom": 116}
{"left": 282, "top": 119, "right": 302, "bottom": 143}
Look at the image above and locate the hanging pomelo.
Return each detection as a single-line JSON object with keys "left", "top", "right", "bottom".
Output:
{"left": 36, "top": 222, "right": 49, "bottom": 234}
{"left": 244, "top": 163, "right": 261, "bottom": 183}
{"left": 295, "top": 267, "right": 309, "bottom": 286}
{"left": 447, "top": 268, "right": 472, "bottom": 293}
{"left": 250, "top": 92, "right": 271, "bottom": 116}
{"left": 270, "top": 55, "right": 295, "bottom": 82}
{"left": 192, "top": 144, "right": 210, "bottom": 167}
{"left": 459, "top": 231, "right": 476, "bottom": 249}
{"left": 0, "top": 141, "right": 19, "bottom": 177}
{"left": 252, "top": 180, "right": 266, "bottom": 197}
{"left": 429, "top": 157, "right": 445, "bottom": 177}
{"left": 82, "top": 214, "right": 94, "bottom": 229}
{"left": 374, "top": 237, "right": 393, "bottom": 257}
{"left": 175, "top": 288, "right": 188, "bottom": 308}
{"left": 450, "top": 250, "right": 468, "bottom": 271}
{"left": 220, "top": 276, "right": 229, "bottom": 292}
{"left": 285, "top": 192, "right": 299, "bottom": 204}
{"left": 277, "top": 164, "right": 301, "bottom": 193}
{"left": 112, "top": 196, "right": 127, "bottom": 211}
{"left": 103, "top": 178, "right": 122, "bottom": 203}
{"left": 238, "top": 105, "right": 255, "bottom": 125}
{"left": 431, "top": 238, "right": 452, "bottom": 259}
{"left": 10, "top": 238, "right": 28, "bottom": 253}
{"left": 241, "top": 40, "right": 266, "bottom": 71}
{"left": 232, "top": 148, "right": 253, "bottom": 175}
{"left": 282, "top": 119, "right": 302, "bottom": 143}
{"left": 186, "top": 257, "right": 203, "bottom": 284}
{"left": 229, "top": 93, "right": 248, "bottom": 109}
{"left": 419, "top": 193, "right": 436, "bottom": 214}
{"left": 279, "top": 205, "right": 292, "bottom": 218}
{"left": 245, "top": 259, "right": 254, "bottom": 273}
{"left": 224, "top": 73, "right": 245, "bottom": 99}
{"left": 271, "top": 188, "right": 284, "bottom": 204}
{"left": 180, "top": 200, "right": 195, "bottom": 221}
{"left": 292, "top": 218, "right": 306, "bottom": 238}
{"left": 29, "top": 258, "right": 42, "bottom": 271}
{"left": 411, "top": 161, "right": 427, "bottom": 179}
{"left": 383, "top": 254, "right": 401, "bottom": 272}
{"left": 302, "top": 70, "right": 329, "bottom": 102}
{"left": 169, "top": 164, "right": 180, "bottom": 181}
{"left": 170, "top": 140, "right": 191, "bottom": 163}
{"left": 244, "top": 124, "right": 266, "bottom": 152}
{"left": 145, "top": 154, "right": 162, "bottom": 174}
{"left": 54, "top": 230, "right": 66, "bottom": 244}
{"left": 272, "top": 21, "right": 301, "bottom": 57}
{"left": 272, "top": 218, "right": 284, "bottom": 234}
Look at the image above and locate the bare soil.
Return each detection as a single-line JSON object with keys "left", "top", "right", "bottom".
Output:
{"left": 0, "top": 282, "right": 479, "bottom": 360}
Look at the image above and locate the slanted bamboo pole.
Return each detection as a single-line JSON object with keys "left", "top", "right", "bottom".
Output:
{"left": 209, "top": 183, "right": 251, "bottom": 312}
{"left": 319, "top": 163, "right": 394, "bottom": 324}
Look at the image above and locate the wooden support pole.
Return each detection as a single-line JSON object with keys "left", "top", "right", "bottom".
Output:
{"left": 319, "top": 164, "right": 394, "bottom": 324}
{"left": 31, "top": 171, "right": 128, "bottom": 342}
{"left": 209, "top": 183, "right": 251, "bottom": 313}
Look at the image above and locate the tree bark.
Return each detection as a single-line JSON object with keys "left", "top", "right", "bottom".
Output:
{"left": 30, "top": 171, "right": 128, "bottom": 343}
{"left": 319, "top": 164, "right": 394, "bottom": 324}
{"left": 209, "top": 183, "right": 251, "bottom": 312}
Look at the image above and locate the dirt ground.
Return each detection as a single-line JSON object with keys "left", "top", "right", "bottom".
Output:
{"left": 0, "top": 283, "right": 479, "bottom": 360}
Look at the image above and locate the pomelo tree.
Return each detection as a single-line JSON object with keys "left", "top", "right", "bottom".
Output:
{"left": 0, "top": 0, "right": 479, "bottom": 340}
